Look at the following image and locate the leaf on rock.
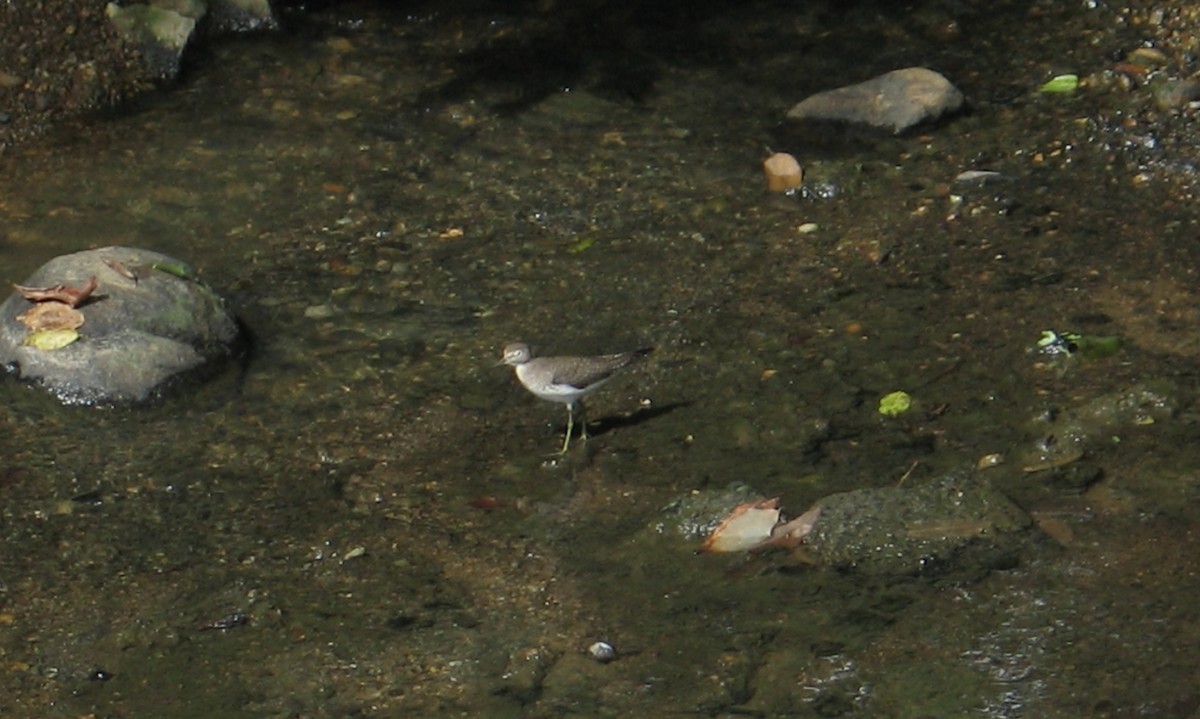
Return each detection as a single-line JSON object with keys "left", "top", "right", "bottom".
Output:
{"left": 700, "top": 499, "right": 822, "bottom": 554}
{"left": 17, "top": 301, "right": 85, "bottom": 330}
{"left": 14, "top": 275, "right": 98, "bottom": 308}
{"left": 102, "top": 257, "right": 141, "bottom": 284}
{"left": 149, "top": 260, "right": 195, "bottom": 280}
{"left": 23, "top": 328, "right": 80, "bottom": 351}
{"left": 769, "top": 505, "right": 822, "bottom": 549}
{"left": 699, "top": 498, "right": 782, "bottom": 553}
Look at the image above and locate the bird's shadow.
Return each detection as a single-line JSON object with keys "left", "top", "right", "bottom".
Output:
{"left": 587, "top": 400, "right": 689, "bottom": 438}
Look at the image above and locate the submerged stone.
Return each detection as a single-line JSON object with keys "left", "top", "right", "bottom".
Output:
{"left": 652, "top": 482, "right": 767, "bottom": 541}
{"left": 1021, "top": 381, "right": 1177, "bottom": 474}
{"left": 0, "top": 246, "right": 242, "bottom": 405}
{"left": 1152, "top": 78, "right": 1200, "bottom": 112}
{"left": 804, "top": 470, "right": 1031, "bottom": 578}
{"left": 786, "top": 67, "right": 964, "bottom": 134}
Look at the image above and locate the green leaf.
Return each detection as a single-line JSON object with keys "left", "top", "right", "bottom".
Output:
{"left": 1039, "top": 74, "right": 1079, "bottom": 94}
{"left": 150, "top": 260, "right": 196, "bottom": 279}
{"left": 878, "top": 391, "right": 912, "bottom": 417}
{"left": 566, "top": 236, "right": 598, "bottom": 254}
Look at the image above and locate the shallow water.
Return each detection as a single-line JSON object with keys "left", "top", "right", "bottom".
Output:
{"left": 3, "top": 1, "right": 1200, "bottom": 716}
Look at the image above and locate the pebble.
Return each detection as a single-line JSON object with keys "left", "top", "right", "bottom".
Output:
{"left": 1153, "top": 79, "right": 1200, "bottom": 111}
{"left": 763, "top": 152, "right": 803, "bottom": 192}
{"left": 586, "top": 641, "right": 617, "bottom": 663}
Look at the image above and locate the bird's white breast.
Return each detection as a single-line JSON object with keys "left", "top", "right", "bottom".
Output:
{"left": 516, "top": 362, "right": 597, "bottom": 404}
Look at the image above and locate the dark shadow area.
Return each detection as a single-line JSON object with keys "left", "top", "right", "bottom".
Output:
{"left": 384, "top": 0, "right": 922, "bottom": 114}
{"left": 588, "top": 399, "right": 690, "bottom": 438}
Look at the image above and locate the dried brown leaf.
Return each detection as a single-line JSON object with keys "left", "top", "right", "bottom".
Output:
{"left": 699, "top": 500, "right": 822, "bottom": 554}
{"left": 16, "top": 301, "right": 85, "bottom": 330}
{"left": 765, "top": 505, "right": 822, "bottom": 549}
{"left": 14, "top": 275, "right": 98, "bottom": 308}
{"left": 102, "top": 257, "right": 140, "bottom": 283}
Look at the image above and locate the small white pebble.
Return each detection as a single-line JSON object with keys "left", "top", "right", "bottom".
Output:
{"left": 587, "top": 641, "right": 617, "bottom": 663}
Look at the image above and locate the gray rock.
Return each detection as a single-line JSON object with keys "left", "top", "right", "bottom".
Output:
{"left": 106, "top": 0, "right": 278, "bottom": 81}
{"left": 786, "top": 67, "right": 964, "bottom": 134}
{"left": 0, "top": 246, "right": 241, "bottom": 405}
{"left": 106, "top": 2, "right": 199, "bottom": 79}
{"left": 654, "top": 471, "right": 1031, "bottom": 580}
{"left": 651, "top": 482, "right": 766, "bottom": 541}
{"left": 804, "top": 470, "right": 1031, "bottom": 577}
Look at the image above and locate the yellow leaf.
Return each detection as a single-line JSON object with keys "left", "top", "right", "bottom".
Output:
{"left": 23, "top": 328, "right": 80, "bottom": 350}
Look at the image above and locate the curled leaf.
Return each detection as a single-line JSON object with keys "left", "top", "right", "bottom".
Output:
{"left": 699, "top": 498, "right": 781, "bottom": 553}
{"left": 700, "top": 498, "right": 780, "bottom": 553}
{"left": 14, "top": 275, "right": 98, "bottom": 308}
{"left": 767, "top": 505, "right": 822, "bottom": 549}
{"left": 23, "top": 328, "right": 80, "bottom": 351}
{"left": 699, "top": 498, "right": 822, "bottom": 554}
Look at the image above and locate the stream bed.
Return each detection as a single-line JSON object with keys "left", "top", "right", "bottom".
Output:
{"left": 2, "top": 1, "right": 1199, "bottom": 716}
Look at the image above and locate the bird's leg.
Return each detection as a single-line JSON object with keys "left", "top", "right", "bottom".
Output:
{"left": 577, "top": 400, "right": 590, "bottom": 442}
{"left": 560, "top": 403, "right": 575, "bottom": 454}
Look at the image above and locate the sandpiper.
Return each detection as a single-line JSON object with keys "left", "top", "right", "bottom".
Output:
{"left": 500, "top": 342, "right": 653, "bottom": 453}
